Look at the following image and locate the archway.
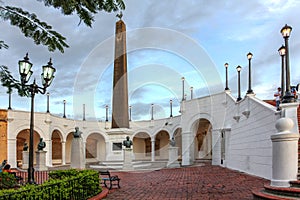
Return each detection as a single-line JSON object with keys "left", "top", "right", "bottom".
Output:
{"left": 51, "top": 130, "right": 62, "bottom": 165}
{"left": 194, "top": 119, "right": 212, "bottom": 160}
{"left": 65, "top": 132, "right": 73, "bottom": 164}
{"left": 16, "top": 129, "right": 40, "bottom": 167}
{"left": 173, "top": 128, "right": 182, "bottom": 159}
{"left": 133, "top": 132, "right": 151, "bottom": 160}
{"left": 155, "top": 130, "right": 170, "bottom": 160}
{"left": 86, "top": 133, "right": 106, "bottom": 162}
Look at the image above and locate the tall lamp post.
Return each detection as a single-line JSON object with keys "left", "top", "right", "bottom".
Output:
{"left": 278, "top": 45, "right": 286, "bottom": 99}
{"left": 129, "top": 105, "right": 132, "bottom": 121}
{"left": 224, "top": 63, "right": 229, "bottom": 90}
{"left": 181, "top": 77, "right": 185, "bottom": 101}
{"left": 18, "top": 53, "right": 56, "bottom": 184}
{"left": 246, "top": 52, "right": 254, "bottom": 94}
{"left": 151, "top": 103, "right": 154, "bottom": 120}
{"left": 8, "top": 91, "right": 12, "bottom": 110}
{"left": 169, "top": 100, "right": 173, "bottom": 117}
{"left": 46, "top": 92, "right": 50, "bottom": 113}
{"left": 190, "top": 87, "right": 193, "bottom": 100}
{"left": 105, "top": 105, "right": 109, "bottom": 122}
{"left": 63, "top": 100, "right": 66, "bottom": 118}
{"left": 236, "top": 65, "right": 242, "bottom": 102}
{"left": 83, "top": 104, "right": 86, "bottom": 121}
{"left": 280, "top": 24, "right": 295, "bottom": 103}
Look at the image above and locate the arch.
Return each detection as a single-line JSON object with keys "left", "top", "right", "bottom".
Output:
{"left": 187, "top": 112, "right": 216, "bottom": 133}
{"left": 51, "top": 129, "right": 63, "bottom": 165}
{"left": 133, "top": 132, "right": 151, "bottom": 160}
{"left": 65, "top": 132, "right": 73, "bottom": 164}
{"left": 154, "top": 130, "right": 170, "bottom": 159}
{"left": 191, "top": 118, "right": 212, "bottom": 160}
{"left": 86, "top": 132, "right": 106, "bottom": 162}
{"left": 16, "top": 129, "right": 41, "bottom": 168}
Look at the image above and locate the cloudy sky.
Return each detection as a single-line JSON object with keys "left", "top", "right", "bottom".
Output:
{"left": 1, "top": 0, "right": 300, "bottom": 121}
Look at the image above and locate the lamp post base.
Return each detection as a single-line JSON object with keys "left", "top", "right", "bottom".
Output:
{"left": 282, "top": 92, "right": 296, "bottom": 103}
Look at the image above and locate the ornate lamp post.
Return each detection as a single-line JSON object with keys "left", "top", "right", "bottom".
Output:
{"left": 224, "top": 63, "right": 229, "bottom": 90}
{"left": 280, "top": 24, "right": 295, "bottom": 103}
{"left": 18, "top": 53, "right": 55, "bottom": 184}
{"left": 105, "top": 105, "right": 109, "bottom": 122}
{"left": 83, "top": 104, "right": 86, "bottom": 121}
{"left": 236, "top": 65, "right": 242, "bottom": 102}
{"left": 190, "top": 87, "right": 193, "bottom": 100}
{"left": 151, "top": 103, "right": 154, "bottom": 120}
{"left": 8, "top": 91, "right": 12, "bottom": 110}
{"left": 246, "top": 52, "right": 254, "bottom": 94}
{"left": 181, "top": 77, "right": 185, "bottom": 101}
{"left": 169, "top": 100, "right": 173, "bottom": 117}
{"left": 278, "top": 45, "right": 286, "bottom": 99}
{"left": 63, "top": 100, "right": 66, "bottom": 118}
{"left": 129, "top": 105, "right": 132, "bottom": 121}
{"left": 46, "top": 92, "right": 50, "bottom": 113}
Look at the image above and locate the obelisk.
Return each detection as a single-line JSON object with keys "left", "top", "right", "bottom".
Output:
{"left": 111, "top": 13, "right": 129, "bottom": 129}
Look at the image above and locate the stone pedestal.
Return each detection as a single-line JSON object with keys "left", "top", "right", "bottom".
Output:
{"left": 271, "top": 118, "right": 299, "bottom": 187}
{"left": 36, "top": 151, "right": 48, "bottom": 171}
{"left": 71, "top": 137, "right": 85, "bottom": 169}
{"left": 22, "top": 151, "right": 29, "bottom": 169}
{"left": 123, "top": 148, "right": 134, "bottom": 170}
{"left": 167, "top": 147, "right": 180, "bottom": 168}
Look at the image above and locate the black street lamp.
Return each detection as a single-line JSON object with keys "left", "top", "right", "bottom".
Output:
{"left": 280, "top": 24, "right": 295, "bottom": 103}
{"left": 236, "top": 65, "right": 242, "bottom": 102}
{"left": 46, "top": 92, "right": 50, "bottom": 113}
{"left": 181, "top": 77, "right": 185, "bottom": 101}
{"left": 278, "top": 45, "right": 286, "bottom": 99}
{"left": 105, "top": 105, "right": 109, "bottom": 122}
{"left": 83, "top": 104, "right": 86, "bottom": 121}
{"left": 8, "top": 91, "right": 12, "bottom": 110}
{"left": 190, "top": 87, "right": 193, "bottom": 100}
{"left": 224, "top": 63, "right": 230, "bottom": 90}
{"left": 151, "top": 103, "right": 154, "bottom": 120}
{"left": 18, "top": 53, "right": 55, "bottom": 184}
{"left": 63, "top": 100, "right": 66, "bottom": 118}
{"left": 169, "top": 100, "right": 173, "bottom": 117}
{"left": 246, "top": 52, "right": 254, "bottom": 94}
{"left": 129, "top": 105, "right": 132, "bottom": 121}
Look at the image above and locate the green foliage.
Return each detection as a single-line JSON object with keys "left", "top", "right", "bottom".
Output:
{"left": 0, "top": 65, "right": 28, "bottom": 96}
{"left": 0, "top": 172, "right": 18, "bottom": 189}
{"left": 40, "top": 0, "right": 125, "bottom": 27}
{"left": 0, "top": 6, "right": 69, "bottom": 53}
{"left": 0, "top": 41, "right": 8, "bottom": 49}
{"left": 0, "top": 169, "right": 102, "bottom": 199}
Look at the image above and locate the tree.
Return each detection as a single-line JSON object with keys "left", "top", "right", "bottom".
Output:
{"left": 0, "top": 0, "right": 125, "bottom": 95}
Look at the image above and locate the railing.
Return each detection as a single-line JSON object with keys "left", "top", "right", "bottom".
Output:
{"left": 0, "top": 176, "right": 97, "bottom": 200}
{"left": 14, "top": 170, "right": 49, "bottom": 185}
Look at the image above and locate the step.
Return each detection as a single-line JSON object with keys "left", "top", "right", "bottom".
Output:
{"left": 290, "top": 180, "right": 300, "bottom": 188}
{"left": 252, "top": 189, "right": 298, "bottom": 200}
{"left": 264, "top": 184, "right": 300, "bottom": 198}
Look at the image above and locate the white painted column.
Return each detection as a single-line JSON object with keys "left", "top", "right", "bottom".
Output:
{"left": 7, "top": 139, "right": 17, "bottom": 168}
{"left": 211, "top": 129, "right": 221, "bottom": 165}
{"left": 181, "top": 131, "right": 193, "bottom": 166}
{"left": 151, "top": 139, "right": 155, "bottom": 161}
{"left": 105, "top": 141, "right": 110, "bottom": 161}
{"left": 271, "top": 117, "right": 299, "bottom": 187}
{"left": 61, "top": 141, "right": 66, "bottom": 165}
{"left": 45, "top": 139, "right": 52, "bottom": 166}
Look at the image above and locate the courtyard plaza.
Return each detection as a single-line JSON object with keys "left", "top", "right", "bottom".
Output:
{"left": 100, "top": 163, "right": 268, "bottom": 200}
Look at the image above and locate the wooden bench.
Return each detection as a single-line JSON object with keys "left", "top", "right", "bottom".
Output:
{"left": 99, "top": 170, "right": 120, "bottom": 190}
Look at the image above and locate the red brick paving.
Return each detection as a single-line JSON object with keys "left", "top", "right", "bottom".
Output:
{"left": 103, "top": 163, "right": 269, "bottom": 200}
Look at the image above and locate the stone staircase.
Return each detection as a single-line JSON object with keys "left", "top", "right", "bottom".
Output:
{"left": 87, "top": 159, "right": 168, "bottom": 171}
{"left": 253, "top": 104, "right": 300, "bottom": 199}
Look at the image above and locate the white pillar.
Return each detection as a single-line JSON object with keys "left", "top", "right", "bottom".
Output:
{"left": 62, "top": 141, "right": 66, "bottom": 165}
{"left": 105, "top": 141, "right": 110, "bottom": 161}
{"left": 7, "top": 139, "right": 17, "bottom": 168}
{"left": 211, "top": 129, "right": 221, "bottom": 165}
{"left": 45, "top": 139, "right": 52, "bottom": 166}
{"left": 181, "top": 131, "right": 193, "bottom": 166}
{"left": 151, "top": 139, "right": 155, "bottom": 161}
{"left": 271, "top": 117, "right": 299, "bottom": 187}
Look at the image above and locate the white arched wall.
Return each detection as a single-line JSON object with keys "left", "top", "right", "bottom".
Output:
{"left": 133, "top": 131, "right": 151, "bottom": 160}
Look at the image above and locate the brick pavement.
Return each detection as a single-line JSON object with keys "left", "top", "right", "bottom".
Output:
{"left": 103, "top": 163, "right": 269, "bottom": 200}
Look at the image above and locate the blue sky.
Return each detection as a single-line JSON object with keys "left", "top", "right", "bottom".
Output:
{"left": 1, "top": 0, "right": 300, "bottom": 121}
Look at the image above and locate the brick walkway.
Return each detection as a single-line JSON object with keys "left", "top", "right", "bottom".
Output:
{"left": 103, "top": 164, "right": 268, "bottom": 200}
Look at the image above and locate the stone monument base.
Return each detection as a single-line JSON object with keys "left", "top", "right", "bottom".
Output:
{"left": 71, "top": 137, "right": 85, "bottom": 169}
{"left": 167, "top": 147, "right": 180, "bottom": 168}
{"left": 123, "top": 148, "right": 134, "bottom": 170}
{"left": 36, "top": 151, "right": 48, "bottom": 171}
{"left": 22, "top": 151, "right": 29, "bottom": 169}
